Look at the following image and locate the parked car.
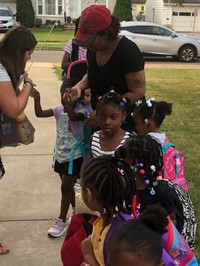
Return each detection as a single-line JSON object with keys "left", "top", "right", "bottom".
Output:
{"left": 120, "top": 21, "right": 200, "bottom": 63}
{"left": 0, "top": 6, "right": 17, "bottom": 32}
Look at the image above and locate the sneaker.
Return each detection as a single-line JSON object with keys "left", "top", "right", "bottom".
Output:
{"left": 48, "top": 218, "right": 67, "bottom": 238}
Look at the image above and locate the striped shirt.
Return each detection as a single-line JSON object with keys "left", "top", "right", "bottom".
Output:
{"left": 91, "top": 131, "right": 131, "bottom": 158}
{"left": 63, "top": 40, "right": 87, "bottom": 60}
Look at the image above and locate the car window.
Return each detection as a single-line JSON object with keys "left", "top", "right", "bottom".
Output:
{"left": 151, "top": 26, "right": 172, "bottom": 37}
{"left": 121, "top": 25, "right": 173, "bottom": 37}
{"left": 0, "top": 10, "right": 13, "bottom": 17}
{"left": 121, "top": 26, "right": 152, "bottom": 35}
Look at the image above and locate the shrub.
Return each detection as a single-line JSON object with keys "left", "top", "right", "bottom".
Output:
{"left": 34, "top": 18, "right": 42, "bottom": 28}
{"left": 16, "top": 0, "right": 35, "bottom": 28}
{"left": 113, "top": 0, "right": 133, "bottom": 21}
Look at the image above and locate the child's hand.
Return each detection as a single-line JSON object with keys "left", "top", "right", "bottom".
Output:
{"left": 81, "top": 237, "right": 100, "bottom": 266}
{"left": 62, "top": 89, "right": 74, "bottom": 105}
{"left": 31, "top": 89, "right": 40, "bottom": 100}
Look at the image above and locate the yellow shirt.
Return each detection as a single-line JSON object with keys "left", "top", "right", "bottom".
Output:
{"left": 90, "top": 217, "right": 111, "bottom": 266}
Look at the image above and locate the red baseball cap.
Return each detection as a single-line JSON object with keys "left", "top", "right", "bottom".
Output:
{"left": 73, "top": 5, "right": 112, "bottom": 47}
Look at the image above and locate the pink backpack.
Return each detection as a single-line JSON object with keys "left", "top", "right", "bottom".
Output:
{"left": 162, "top": 137, "right": 188, "bottom": 191}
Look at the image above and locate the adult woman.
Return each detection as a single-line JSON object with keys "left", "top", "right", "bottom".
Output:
{"left": 67, "top": 5, "right": 146, "bottom": 132}
{"left": 0, "top": 26, "right": 37, "bottom": 255}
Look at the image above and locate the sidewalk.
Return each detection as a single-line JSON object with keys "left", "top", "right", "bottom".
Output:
{"left": 0, "top": 63, "right": 69, "bottom": 266}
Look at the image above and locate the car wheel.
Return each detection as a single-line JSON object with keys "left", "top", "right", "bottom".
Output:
{"left": 178, "top": 45, "right": 197, "bottom": 63}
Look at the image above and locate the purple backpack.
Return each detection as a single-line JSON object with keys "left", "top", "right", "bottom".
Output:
{"left": 103, "top": 214, "right": 198, "bottom": 266}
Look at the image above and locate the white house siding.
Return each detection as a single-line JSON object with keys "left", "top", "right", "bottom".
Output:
{"left": 145, "top": 0, "right": 170, "bottom": 25}
{"left": 146, "top": 0, "right": 200, "bottom": 32}
{"left": 66, "top": 0, "right": 116, "bottom": 19}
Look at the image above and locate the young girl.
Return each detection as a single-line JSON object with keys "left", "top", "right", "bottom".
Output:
{"left": 133, "top": 97, "right": 187, "bottom": 190}
{"left": 107, "top": 205, "right": 168, "bottom": 266}
{"left": 32, "top": 77, "right": 89, "bottom": 238}
{"left": 80, "top": 155, "right": 133, "bottom": 266}
{"left": 133, "top": 97, "right": 172, "bottom": 137}
{"left": 91, "top": 90, "right": 131, "bottom": 158}
{"left": 115, "top": 135, "right": 196, "bottom": 249}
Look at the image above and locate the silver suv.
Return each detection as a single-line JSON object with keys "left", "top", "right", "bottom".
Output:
{"left": 120, "top": 21, "right": 200, "bottom": 63}
{"left": 0, "top": 6, "right": 16, "bottom": 32}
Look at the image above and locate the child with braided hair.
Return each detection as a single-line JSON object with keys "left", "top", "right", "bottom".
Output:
{"left": 115, "top": 135, "right": 196, "bottom": 251}
{"left": 80, "top": 155, "right": 134, "bottom": 266}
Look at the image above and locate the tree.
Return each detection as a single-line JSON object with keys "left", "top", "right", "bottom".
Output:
{"left": 113, "top": 0, "right": 133, "bottom": 21}
{"left": 171, "top": 0, "right": 185, "bottom": 6}
{"left": 16, "top": 0, "right": 35, "bottom": 28}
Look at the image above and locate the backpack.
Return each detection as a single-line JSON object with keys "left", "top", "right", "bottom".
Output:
{"left": 161, "top": 137, "right": 188, "bottom": 191}
{"left": 103, "top": 213, "right": 197, "bottom": 266}
{"left": 53, "top": 105, "right": 92, "bottom": 175}
{"left": 158, "top": 179, "right": 197, "bottom": 250}
{"left": 68, "top": 119, "right": 92, "bottom": 174}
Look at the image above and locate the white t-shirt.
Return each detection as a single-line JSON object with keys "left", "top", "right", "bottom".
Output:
{"left": 0, "top": 63, "right": 11, "bottom": 82}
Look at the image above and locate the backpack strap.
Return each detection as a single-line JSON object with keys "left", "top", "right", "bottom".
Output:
{"left": 71, "top": 42, "right": 79, "bottom": 62}
{"left": 68, "top": 121, "right": 86, "bottom": 175}
{"left": 162, "top": 142, "right": 175, "bottom": 155}
{"left": 103, "top": 214, "right": 133, "bottom": 264}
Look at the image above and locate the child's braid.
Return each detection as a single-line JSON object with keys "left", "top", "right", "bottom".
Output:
{"left": 81, "top": 155, "right": 133, "bottom": 216}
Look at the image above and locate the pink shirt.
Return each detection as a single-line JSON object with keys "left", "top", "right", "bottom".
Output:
{"left": 63, "top": 40, "right": 87, "bottom": 60}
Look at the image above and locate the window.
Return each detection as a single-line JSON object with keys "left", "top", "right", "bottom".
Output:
{"left": 38, "top": 0, "right": 43, "bottom": 15}
{"left": 45, "top": 0, "right": 55, "bottom": 15}
{"left": 172, "top": 12, "right": 178, "bottom": 16}
{"left": 121, "top": 26, "right": 151, "bottom": 34}
{"left": 179, "top": 12, "right": 192, "bottom": 16}
{"left": 151, "top": 26, "right": 172, "bottom": 37}
{"left": 58, "top": 0, "right": 62, "bottom": 15}
{"left": 37, "top": 0, "right": 63, "bottom": 16}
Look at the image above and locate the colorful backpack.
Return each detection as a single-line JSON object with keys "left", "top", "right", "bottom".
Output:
{"left": 68, "top": 119, "right": 92, "bottom": 174}
{"left": 162, "top": 137, "right": 188, "bottom": 191}
{"left": 104, "top": 214, "right": 198, "bottom": 266}
{"left": 53, "top": 105, "right": 92, "bottom": 175}
{"left": 158, "top": 179, "right": 197, "bottom": 250}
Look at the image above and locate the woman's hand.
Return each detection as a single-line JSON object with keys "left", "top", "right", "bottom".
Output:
{"left": 23, "top": 72, "right": 36, "bottom": 91}
{"left": 63, "top": 84, "right": 82, "bottom": 103}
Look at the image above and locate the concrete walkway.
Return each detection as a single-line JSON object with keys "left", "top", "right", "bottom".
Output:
{"left": 0, "top": 63, "right": 67, "bottom": 266}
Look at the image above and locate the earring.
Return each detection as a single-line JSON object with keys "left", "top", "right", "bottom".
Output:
{"left": 102, "top": 208, "right": 107, "bottom": 216}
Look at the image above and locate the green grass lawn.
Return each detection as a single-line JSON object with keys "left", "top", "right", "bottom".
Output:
{"left": 54, "top": 66, "right": 200, "bottom": 257}
{"left": 30, "top": 27, "right": 73, "bottom": 50}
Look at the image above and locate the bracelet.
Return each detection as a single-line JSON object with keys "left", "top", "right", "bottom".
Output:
{"left": 24, "top": 80, "right": 34, "bottom": 89}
